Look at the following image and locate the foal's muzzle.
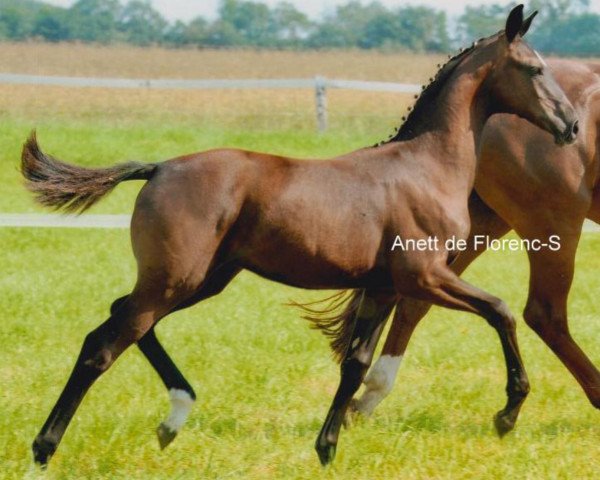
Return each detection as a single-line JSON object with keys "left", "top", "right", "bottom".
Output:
{"left": 555, "top": 120, "right": 579, "bottom": 145}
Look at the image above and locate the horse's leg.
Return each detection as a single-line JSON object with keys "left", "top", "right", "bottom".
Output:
{"left": 136, "top": 265, "right": 241, "bottom": 449}
{"left": 32, "top": 282, "right": 189, "bottom": 466}
{"left": 315, "top": 290, "right": 396, "bottom": 465}
{"left": 354, "top": 194, "right": 511, "bottom": 416}
{"left": 399, "top": 265, "right": 529, "bottom": 437}
{"left": 522, "top": 227, "right": 600, "bottom": 407}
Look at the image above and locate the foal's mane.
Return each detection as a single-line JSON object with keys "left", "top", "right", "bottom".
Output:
{"left": 376, "top": 31, "right": 502, "bottom": 146}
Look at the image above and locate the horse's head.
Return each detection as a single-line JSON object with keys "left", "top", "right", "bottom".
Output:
{"left": 484, "top": 5, "right": 578, "bottom": 145}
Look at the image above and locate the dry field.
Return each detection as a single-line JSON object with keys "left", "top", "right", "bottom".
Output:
{"left": 0, "top": 42, "right": 446, "bottom": 81}
{"left": 0, "top": 43, "right": 448, "bottom": 132}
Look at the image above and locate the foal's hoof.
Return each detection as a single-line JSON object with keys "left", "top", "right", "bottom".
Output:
{"left": 32, "top": 436, "right": 55, "bottom": 467}
{"left": 156, "top": 423, "right": 177, "bottom": 450}
{"left": 315, "top": 441, "right": 337, "bottom": 466}
{"left": 493, "top": 411, "right": 515, "bottom": 438}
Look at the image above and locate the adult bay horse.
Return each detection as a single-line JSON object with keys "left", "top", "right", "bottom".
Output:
{"left": 351, "top": 58, "right": 600, "bottom": 424}
{"left": 22, "top": 6, "right": 576, "bottom": 467}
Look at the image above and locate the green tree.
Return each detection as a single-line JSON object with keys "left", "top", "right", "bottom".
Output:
{"left": 33, "top": 6, "right": 71, "bottom": 42}
{"left": 183, "top": 17, "right": 210, "bottom": 46}
{"left": 526, "top": 0, "right": 595, "bottom": 54}
{"left": 162, "top": 20, "right": 186, "bottom": 46}
{"left": 361, "top": 7, "right": 448, "bottom": 51}
{"left": 119, "top": 0, "right": 167, "bottom": 46}
{"left": 215, "top": 0, "right": 272, "bottom": 46}
{"left": 400, "top": 7, "right": 448, "bottom": 52}
{"left": 309, "top": 1, "right": 387, "bottom": 48}
{"left": 457, "top": 0, "right": 598, "bottom": 55}
{"left": 532, "top": 12, "right": 600, "bottom": 56}
{"left": 458, "top": 3, "right": 509, "bottom": 43}
{"left": 310, "top": 2, "right": 448, "bottom": 52}
{"left": 269, "top": 2, "right": 311, "bottom": 47}
{"left": 68, "top": 0, "right": 122, "bottom": 43}
{"left": 0, "top": 0, "right": 38, "bottom": 40}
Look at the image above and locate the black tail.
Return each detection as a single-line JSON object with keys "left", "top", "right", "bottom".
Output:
{"left": 21, "top": 131, "right": 158, "bottom": 213}
{"left": 289, "top": 290, "right": 363, "bottom": 364}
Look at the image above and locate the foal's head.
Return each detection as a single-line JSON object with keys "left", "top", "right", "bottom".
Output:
{"left": 483, "top": 5, "right": 578, "bottom": 144}
{"left": 383, "top": 5, "right": 577, "bottom": 147}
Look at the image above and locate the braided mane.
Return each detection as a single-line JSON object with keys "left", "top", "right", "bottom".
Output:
{"left": 375, "top": 32, "right": 502, "bottom": 146}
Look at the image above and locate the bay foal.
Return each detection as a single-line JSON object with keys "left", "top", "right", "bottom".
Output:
{"left": 353, "top": 58, "right": 600, "bottom": 422}
{"left": 23, "top": 6, "right": 576, "bottom": 466}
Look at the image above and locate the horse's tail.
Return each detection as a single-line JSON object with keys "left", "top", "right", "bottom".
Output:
{"left": 289, "top": 290, "right": 363, "bottom": 364}
{"left": 21, "top": 131, "right": 158, "bottom": 214}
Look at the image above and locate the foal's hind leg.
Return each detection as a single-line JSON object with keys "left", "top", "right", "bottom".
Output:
{"left": 32, "top": 283, "right": 190, "bottom": 466}
{"left": 349, "top": 298, "right": 430, "bottom": 417}
{"left": 136, "top": 265, "right": 241, "bottom": 449}
{"left": 315, "top": 290, "right": 396, "bottom": 465}
{"left": 138, "top": 329, "right": 196, "bottom": 450}
{"left": 111, "top": 295, "right": 197, "bottom": 448}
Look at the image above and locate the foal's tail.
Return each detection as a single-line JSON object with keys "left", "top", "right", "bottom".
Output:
{"left": 289, "top": 290, "right": 363, "bottom": 364}
{"left": 21, "top": 131, "right": 158, "bottom": 213}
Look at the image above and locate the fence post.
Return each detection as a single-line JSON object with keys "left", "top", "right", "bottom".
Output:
{"left": 314, "top": 76, "right": 328, "bottom": 133}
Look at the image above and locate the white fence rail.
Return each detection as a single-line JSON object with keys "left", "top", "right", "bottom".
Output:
{"left": 0, "top": 214, "right": 131, "bottom": 229}
{"left": 0, "top": 72, "right": 421, "bottom": 132}
{"left": 0, "top": 214, "right": 598, "bottom": 233}
{"left": 3, "top": 74, "right": 597, "bottom": 232}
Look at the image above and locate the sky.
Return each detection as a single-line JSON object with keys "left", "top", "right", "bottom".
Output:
{"left": 41, "top": 0, "right": 600, "bottom": 22}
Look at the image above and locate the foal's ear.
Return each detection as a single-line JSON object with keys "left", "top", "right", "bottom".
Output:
{"left": 519, "top": 10, "right": 538, "bottom": 37}
{"left": 505, "top": 4, "right": 524, "bottom": 43}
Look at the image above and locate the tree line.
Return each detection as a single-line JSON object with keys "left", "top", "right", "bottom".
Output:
{"left": 1, "top": 0, "right": 599, "bottom": 56}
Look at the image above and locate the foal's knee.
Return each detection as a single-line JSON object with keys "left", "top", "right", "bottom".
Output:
{"left": 486, "top": 298, "right": 516, "bottom": 332}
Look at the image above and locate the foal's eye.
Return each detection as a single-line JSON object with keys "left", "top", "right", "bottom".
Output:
{"left": 530, "top": 66, "right": 543, "bottom": 76}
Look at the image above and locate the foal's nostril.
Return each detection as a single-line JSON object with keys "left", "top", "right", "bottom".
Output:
{"left": 572, "top": 120, "right": 579, "bottom": 136}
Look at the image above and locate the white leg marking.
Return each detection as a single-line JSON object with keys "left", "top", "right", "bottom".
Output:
{"left": 353, "top": 355, "right": 402, "bottom": 416}
{"left": 163, "top": 388, "right": 195, "bottom": 432}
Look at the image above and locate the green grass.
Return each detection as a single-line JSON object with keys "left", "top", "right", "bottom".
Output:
{"left": 2, "top": 116, "right": 600, "bottom": 478}
{"left": 2, "top": 228, "right": 600, "bottom": 480}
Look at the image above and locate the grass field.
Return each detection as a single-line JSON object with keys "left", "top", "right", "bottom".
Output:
{"left": 1, "top": 43, "right": 600, "bottom": 479}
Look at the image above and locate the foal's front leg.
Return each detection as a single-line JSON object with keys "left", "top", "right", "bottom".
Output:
{"left": 315, "top": 290, "right": 396, "bottom": 465}
{"left": 406, "top": 265, "right": 530, "bottom": 436}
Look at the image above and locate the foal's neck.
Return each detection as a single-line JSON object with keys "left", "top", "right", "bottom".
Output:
{"left": 407, "top": 55, "right": 495, "bottom": 191}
